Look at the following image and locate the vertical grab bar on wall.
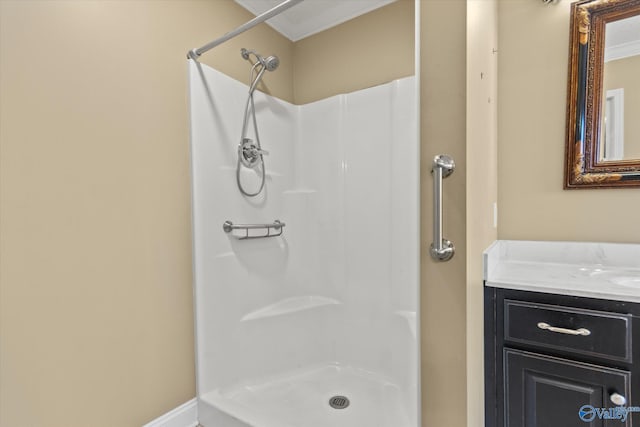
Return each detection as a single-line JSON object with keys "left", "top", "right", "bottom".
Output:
{"left": 430, "top": 155, "right": 455, "bottom": 261}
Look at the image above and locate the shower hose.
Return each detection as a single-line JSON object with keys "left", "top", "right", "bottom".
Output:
{"left": 236, "top": 63, "right": 267, "bottom": 197}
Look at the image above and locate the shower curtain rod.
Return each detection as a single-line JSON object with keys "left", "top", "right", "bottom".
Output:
{"left": 187, "top": 0, "right": 304, "bottom": 60}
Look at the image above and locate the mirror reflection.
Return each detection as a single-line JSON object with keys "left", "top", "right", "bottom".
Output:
{"left": 565, "top": 0, "right": 640, "bottom": 188}
{"left": 600, "top": 14, "right": 640, "bottom": 162}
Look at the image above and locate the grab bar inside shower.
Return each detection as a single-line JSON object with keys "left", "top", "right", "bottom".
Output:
{"left": 223, "top": 220, "right": 285, "bottom": 240}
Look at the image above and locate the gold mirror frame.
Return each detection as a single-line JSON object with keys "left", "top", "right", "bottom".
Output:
{"left": 565, "top": 0, "right": 640, "bottom": 189}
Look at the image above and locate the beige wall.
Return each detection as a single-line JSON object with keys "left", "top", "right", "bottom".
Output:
{"left": 603, "top": 55, "right": 640, "bottom": 159}
{"left": 466, "top": 1, "right": 498, "bottom": 426}
{"left": 0, "top": 1, "right": 293, "bottom": 426}
{"left": 498, "top": 0, "right": 640, "bottom": 243}
{"left": 420, "top": 3, "right": 498, "bottom": 427}
{"left": 420, "top": 2, "right": 468, "bottom": 427}
{"left": 293, "top": 0, "right": 415, "bottom": 104}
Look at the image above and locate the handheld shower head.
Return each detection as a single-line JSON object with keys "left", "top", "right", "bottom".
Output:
{"left": 263, "top": 55, "right": 279, "bottom": 71}
{"left": 242, "top": 48, "right": 279, "bottom": 96}
{"left": 241, "top": 48, "right": 279, "bottom": 72}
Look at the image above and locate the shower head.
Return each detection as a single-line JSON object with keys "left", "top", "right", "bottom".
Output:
{"left": 241, "top": 48, "right": 279, "bottom": 72}
{"left": 262, "top": 55, "right": 279, "bottom": 72}
{"left": 242, "top": 48, "right": 279, "bottom": 96}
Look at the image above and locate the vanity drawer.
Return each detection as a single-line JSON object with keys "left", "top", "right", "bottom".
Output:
{"left": 504, "top": 300, "right": 632, "bottom": 362}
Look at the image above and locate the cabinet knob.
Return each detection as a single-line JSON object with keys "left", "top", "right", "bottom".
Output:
{"left": 610, "top": 393, "right": 627, "bottom": 406}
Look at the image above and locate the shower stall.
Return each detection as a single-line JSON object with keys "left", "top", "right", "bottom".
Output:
{"left": 188, "top": 2, "right": 420, "bottom": 426}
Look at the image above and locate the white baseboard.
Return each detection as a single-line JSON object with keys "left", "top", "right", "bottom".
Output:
{"left": 142, "top": 398, "right": 198, "bottom": 427}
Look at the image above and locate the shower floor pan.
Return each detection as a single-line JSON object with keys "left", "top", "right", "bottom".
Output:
{"left": 199, "top": 363, "right": 413, "bottom": 427}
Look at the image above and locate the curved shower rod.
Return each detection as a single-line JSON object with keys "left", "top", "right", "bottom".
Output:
{"left": 187, "top": 0, "right": 304, "bottom": 60}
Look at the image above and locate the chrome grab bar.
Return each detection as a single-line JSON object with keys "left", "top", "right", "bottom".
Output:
{"left": 430, "top": 155, "right": 455, "bottom": 261}
{"left": 537, "top": 322, "right": 591, "bottom": 336}
{"left": 223, "top": 220, "right": 285, "bottom": 240}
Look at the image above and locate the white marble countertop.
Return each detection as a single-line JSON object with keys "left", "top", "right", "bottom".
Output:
{"left": 484, "top": 240, "right": 640, "bottom": 303}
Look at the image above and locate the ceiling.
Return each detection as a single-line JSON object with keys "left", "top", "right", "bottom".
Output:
{"left": 234, "top": 0, "right": 396, "bottom": 42}
{"left": 605, "top": 14, "right": 640, "bottom": 62}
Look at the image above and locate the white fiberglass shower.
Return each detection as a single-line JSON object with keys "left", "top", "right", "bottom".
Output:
{"left": 188, "top": 2, "right": 420, "bottom": 426}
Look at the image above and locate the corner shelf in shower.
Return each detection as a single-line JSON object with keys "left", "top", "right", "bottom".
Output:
{"left": 223, "top": 219, "right": 285, "bottom": 240}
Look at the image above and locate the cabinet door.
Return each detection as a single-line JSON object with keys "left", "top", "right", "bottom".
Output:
{"left": 505, "top": 349, "right": 632, "bottom": 427}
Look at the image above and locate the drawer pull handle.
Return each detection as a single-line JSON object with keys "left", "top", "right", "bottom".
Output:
{"left": 537, "top": 322, "right": 591, "bottom": 336}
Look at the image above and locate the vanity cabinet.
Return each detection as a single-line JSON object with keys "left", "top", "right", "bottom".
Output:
{"left": 485, "top": 287, "right": 640, "bottom": 427}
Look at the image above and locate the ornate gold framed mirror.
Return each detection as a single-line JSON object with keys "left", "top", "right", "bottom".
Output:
{"left": 565, "top": 0, "right": 640, "bottom": 188}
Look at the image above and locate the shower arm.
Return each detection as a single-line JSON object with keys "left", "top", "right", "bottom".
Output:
{"left": 242, "top": 49, "right": 263, "bottom": 68}
{"left": 187, "top": 0, "right": 304, "bottom": 60}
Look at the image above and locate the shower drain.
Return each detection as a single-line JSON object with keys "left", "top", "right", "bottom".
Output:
{"left": 329, "top": 395, "right": 350, "bottom": 409}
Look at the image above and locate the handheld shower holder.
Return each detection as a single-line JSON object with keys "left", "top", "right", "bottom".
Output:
{"left": 241, "top": 48, "right": 279, "bottom": 72}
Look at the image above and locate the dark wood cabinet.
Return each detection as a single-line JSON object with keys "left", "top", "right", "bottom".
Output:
{"left": 485, "top": 288, "right": 640, "bottom": 427}
{"left": 505, "top": 348, "right": 631, "bottom": 427}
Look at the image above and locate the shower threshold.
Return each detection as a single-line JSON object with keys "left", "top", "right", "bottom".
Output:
{"left": 199, "top": 363, "right": 413, "bottom": 427}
